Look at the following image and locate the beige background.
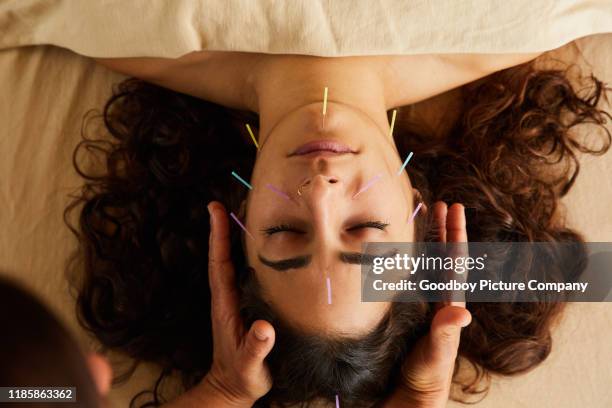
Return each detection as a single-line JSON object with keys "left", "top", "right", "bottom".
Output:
{"left": 0, "top": 36, "right": 611, "bottom": 407}
{"left": 2, "top": 0, "right": 612, "bottom": 58}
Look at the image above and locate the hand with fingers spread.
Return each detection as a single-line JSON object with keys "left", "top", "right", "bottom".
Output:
{"left": 164, "top": 201, "right": 274, "bottom": 408}
{"left": 385, "top": 202, "right": 472, "bottom": 408}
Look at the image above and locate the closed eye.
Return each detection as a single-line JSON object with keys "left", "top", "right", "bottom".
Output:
{"left": 346, "top": 221, "right": 389, "bottom": 231}
{"left": 262, "top": 221, "right": 388, "bottom": 235}
{"left": 262, "top": 224, "right": 304, "bottom": 235}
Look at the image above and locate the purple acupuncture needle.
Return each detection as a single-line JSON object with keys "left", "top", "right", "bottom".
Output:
{"left": 326, "top": 277, "right": 332, "bottom": 305}
{"left": 353, "top": 173, "right": 383, "bottom": 198}
{"left": 265, "top": 183, "right": 291, "bottom": 201}
{"left": 335, "top": 394, "right": 340, "bottom": 407}
{"left": 408, "top": 202, "right": 423, "bottom": 223}
{"left": 229, "top": 212, "right": 254, "bottom": 240}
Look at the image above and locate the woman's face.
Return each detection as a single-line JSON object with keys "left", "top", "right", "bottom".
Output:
{"left": 245, "top": 101, "right": 417, "bottom": 335}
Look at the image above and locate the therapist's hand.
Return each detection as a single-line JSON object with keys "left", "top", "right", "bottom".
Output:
{"left": 164, "top": 201, "right": 275, "bottom": 408}
{"left": 385, "top": 203, "right": 472, "bottom": 408}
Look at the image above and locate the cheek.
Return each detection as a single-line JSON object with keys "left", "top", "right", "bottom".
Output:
{"left": 393, "top": 177, "right": 415, "bottom": 214}
{"left": 250, "top": 148, "right": 297, "bottom": 188}
{"left": 244, "top": 240, "right": 257, "bottom": 267}
{"left": 381, "top": 188, "right": 412, "bottom": 219}
{"left": 244, "top": 191, "right": 274, "bottom": 232}
{"left": 385, "top": 195, "right": 416, "bottom": 239}
{"left": 396, "top": 222, "right": 416, "bottom": 241}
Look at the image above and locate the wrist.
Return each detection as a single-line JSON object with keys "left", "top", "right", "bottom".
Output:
{"left": 164, "top": 372, "right": 256, "bottom": 408}
{"left": 199, "top": 372, "right": 256, "bottom": 408}
{"left": 383, "top": 386, "right": 448, "bottom": 408}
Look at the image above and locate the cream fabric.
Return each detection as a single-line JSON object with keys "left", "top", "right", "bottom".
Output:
{"left": 0, "top": 35, "right": 611, "bottom": 408}
{"left": 1, "top": 0, "right": 612, "bottom": 57}
{"left": 1, "top": 1, "right": 612, "bottom": 406}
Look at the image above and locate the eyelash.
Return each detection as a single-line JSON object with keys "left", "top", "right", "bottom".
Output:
{"left": 347, "top": 221, "right": 389, "bottom": 231}
{"left": 262, "top": 221, "right": 389, "bottom": 236}
{"left": 262, "top": 224, "right": 302, "bottom": 235}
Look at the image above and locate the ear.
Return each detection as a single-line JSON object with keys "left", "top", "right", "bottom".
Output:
{"left": 238, "top": 199, "right": 247, "bottom": 219}
{"left": 412, "top": 188, "right": 428, "bottom": 215}
{"left": 85, "top": 353, "right": 113, "bottom": 396}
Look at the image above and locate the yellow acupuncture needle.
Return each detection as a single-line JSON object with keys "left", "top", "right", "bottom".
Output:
{"left": 322, "top": 86, "right": 329, "bottom": 130}
{"left": 323, "top": 86, "right": 329, "bottom": 116}
{"left": 245, "top": 123, "right": 259, "bottom": 150}
{"left": 389, "top": 109, "right": 397, "bottom": 137}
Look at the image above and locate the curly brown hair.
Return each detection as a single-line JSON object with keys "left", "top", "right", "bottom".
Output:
{"left": 65, "top": 60, "right": 611, "bottom": 407}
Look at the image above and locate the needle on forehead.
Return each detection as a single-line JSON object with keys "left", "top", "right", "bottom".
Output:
{"left": 230, "top": 212, "right": 254, "bottom": 240}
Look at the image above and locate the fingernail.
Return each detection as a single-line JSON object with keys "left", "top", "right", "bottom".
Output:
{"left": 207, "top": 203, "right": 214, "bottom": 224}
{"left": 253, "top": 329, "right": 268, "bottom": 341}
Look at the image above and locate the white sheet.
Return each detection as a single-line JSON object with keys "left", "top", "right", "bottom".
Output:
{"left": 1, "top": 0, "right": 612, "bottom": 57}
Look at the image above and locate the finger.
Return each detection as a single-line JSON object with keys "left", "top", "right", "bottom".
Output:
{"left": 428, "top": 306, "right": 471, "bottom": 366}
{"left": 430, "top": 202, "right": 448, "bottom": 311}
{"left": 432, "top": 201, "right": 448, "bottom": 243}
{"left": 85, "top": 353, "right": 113, "bottom": 396}
{"left": 240, "top": 320, "right": 276, "bottom": 377}
{"left": 446, "top": 203, "right": 467, "bottom": 243}
{"left": 433, "top": 201, "right": 448, "bottom": 309}
{"left": 207, "top": 201, "right": 240, "bottom": 328}
{"left": 446, "top": 203, "right": 468, "bottom": 306}
{"left": 208, "top": 201, "right": 233, "bottom": 266}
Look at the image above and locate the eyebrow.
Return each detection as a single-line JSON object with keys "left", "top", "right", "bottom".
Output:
{"left": 340, "top": 252, "right": 382, "bottom": 265}
{"left": 258, "top": 250, "right": 395, "bottom": 271}
{"left": 342, "top": 247, "right": 400, "bottom": 263}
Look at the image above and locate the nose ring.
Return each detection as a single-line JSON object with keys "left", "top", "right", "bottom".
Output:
{"left": 297, "top": 179, "right": 311, "bottom": 196}
{"left": 297, "top": 177, "right": 339, "bottom": 195}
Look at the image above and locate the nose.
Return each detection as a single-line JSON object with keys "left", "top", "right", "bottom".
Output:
{"left": 297, "top": 174, "right": 340, "bottom": 197}
{"left": 298, "top": 174, "right": 341, "bottom": 221}
{"left": 298, "top": 174, "right": 343, "bottom": 266}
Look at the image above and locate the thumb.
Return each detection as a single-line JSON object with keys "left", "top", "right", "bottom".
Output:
{"left": 428, "top": 306, "right": 471, "bottom": 365}
{"left": 240, "top": 320, "right": 275, "bottom": 372}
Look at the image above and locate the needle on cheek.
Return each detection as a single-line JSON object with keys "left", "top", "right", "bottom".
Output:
{"left": 397, "top": 151, "right": 414, "bottom": 175}
{"left": 265, "top": 183, "right": 291, "bottom": 202}
{"left": 352, "top": 173, "right": 383, "bottom": 199}
{"left": 326, "top": 277, "right": 332, "bottom": 305}
{"left": 231, "top": 171, "right": 253, "bottom": 190}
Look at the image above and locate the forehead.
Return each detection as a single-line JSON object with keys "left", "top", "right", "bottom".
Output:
{"left": 254, "top": 265, "right": 392, "bottom": 335}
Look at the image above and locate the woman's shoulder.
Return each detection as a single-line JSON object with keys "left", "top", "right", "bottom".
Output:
{"left": 436, "top": 52, "right": 544, "bottom": 74}
{"left": 95, "top": 50, "right": 263, "bottom": 111}
{"left": 383, "top": 51, "right": 543, "bottom": 108}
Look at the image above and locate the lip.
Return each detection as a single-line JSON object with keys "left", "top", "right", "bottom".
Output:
{"left": 290, "top": 140, "right": 356, "bottom": 157}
